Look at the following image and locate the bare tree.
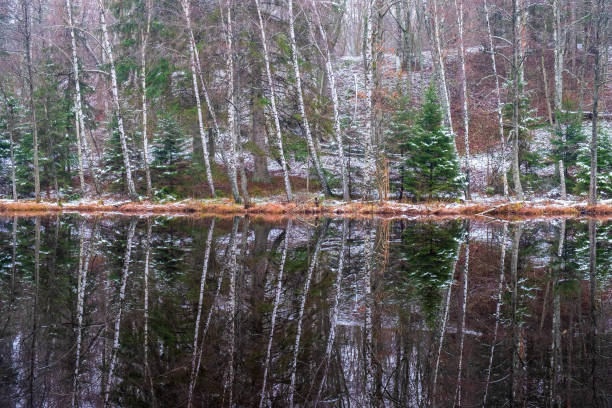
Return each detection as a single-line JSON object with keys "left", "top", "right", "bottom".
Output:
{"left": 140, "top": 0, "right": 152, "bottom": 198}
{"left": 255, "top": 0, "right": 293, "bottom": 201}
{"left": 511, "top": 0, "right": 525, "bottom": 200}
{"left": 454, "top": 0, "right": 471, "bottom": 199}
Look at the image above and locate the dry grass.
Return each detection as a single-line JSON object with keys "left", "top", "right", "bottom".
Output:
{"left": 1, "top": 199, "right": 611, "bottom": 219}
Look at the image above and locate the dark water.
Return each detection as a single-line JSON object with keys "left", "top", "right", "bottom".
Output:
{"left": 0, "top": 215, "right": 610, "bottom": 407}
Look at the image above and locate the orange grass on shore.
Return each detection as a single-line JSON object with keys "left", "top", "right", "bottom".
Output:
{"left": 1, "top": 199, "right": 611, "bottom": 218}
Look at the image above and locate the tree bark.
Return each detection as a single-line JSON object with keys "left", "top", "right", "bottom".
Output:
{"left": 181, "top": 0, "right": 216, "bottom": 198}
{"left": 454, "top": 0, "right": 471, "bottom": 199}
{"left": 311, "top": 3, "right": 350, "bottom": 200}
{"left": 254, "top": 0, "right": 293, "bottom": 201}
{"left": 553, "top": 0, "right": 566, "bottom": 199}
{"left": 21, "top": 0, "right": 41, "bottom": 202}
{"left": 288, "top": 0, "right": 330, "bottom": 196}
{"left": 512, "top": 0, "right": 525, "bottom": 200}
{"left": 65, "top": 0, "right": 87, "bottom": 197}
{"left": 98, "top": 0, "right": 138, "bottom": 201}
{"left": 140, "top": 0, "right": 152, "bottom": 198}
{"left": 362, "top": 0, "right": 377, "bottom": 200}
{"left": 483, "top": 0, "right": 508, "bottom": 197}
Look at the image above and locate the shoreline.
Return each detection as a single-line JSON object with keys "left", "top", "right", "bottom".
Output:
{"left": 1, "top": 198, "right": 612, "bottom": 219}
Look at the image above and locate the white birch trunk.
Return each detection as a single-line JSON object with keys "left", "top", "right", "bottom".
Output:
{"left": 181, "top": 0, "right": 216, "bottom": 197}
{"left": 363, "top": 222, "right": 375, "bottom": 404}
{"left": 430, "top": 0, "right": 453, "bottom": 132}
{"left": 311, "top": 4, "right": 350, "bottom": 201}
{"left": 98, "top": 0, "right": 138, "bottom": 201}
{"left": 259, "top": 219, "right": 292, "bottom": 408}
{"left": 221, "top": 0, "right": 242, "bottom": 204}
{"left": 483, "top": 223, "right": 507, "bottom": 407}
{"left": 454, "top": 233, "right": 469, "bottom": 407}
{"left": 255, "top": 0, "right": 293, "bottom": 201}
{"left": 454, "top": 0, "right": 471, "bottom": 199}
{"left": 66, "top": 0, "right": 87, "bottom": 197}
{"left": 484, "top": 0, "right": 509, "bottom": 197}
{"left": 553, "top": 0, "right": 566, "bottom": 199}
{"left": 288, "top": 0, "right": 330, "bottom": 196}
{"left": 289, "top": 222, "right": 326, "bottom": 407}
{"left": 104, "top": 219, "right": 136, "bottom": 405}
{"left": 362, "top": 0, "right": 377, "bottom": 200}
{"left": 140, "top": 0, "right": 152, "bottom": 198}
{"left": 187, "top": 218, "right": 215, "bottom": 408}
{"left": 315, "top": 219, "right": 347, "bottom": 403}
{"left": 512, "top": 0, "right": 525, "bottom": 200}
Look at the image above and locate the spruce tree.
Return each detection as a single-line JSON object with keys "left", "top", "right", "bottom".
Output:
{"left": 575, "top": 126, "right": 612, "bottom": 199}
{"left": 402, "top": 83, "right": 463, "bottom": 201}
{"left": 152, "top": 114, "right": 185, "bottom": 179}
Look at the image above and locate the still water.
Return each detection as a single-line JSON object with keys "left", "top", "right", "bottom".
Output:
{"left": 0, "top": 215, "right": 609, "bottom": 407}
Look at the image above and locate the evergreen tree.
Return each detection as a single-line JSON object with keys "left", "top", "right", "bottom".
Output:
{"left": 152, "top": 114, "right": 186, "bottom": 178}
{"left": 551, "top": 113, "right": 586, "bottom": 194}
{"left": 575, "top": 126, "right": 612, "bottom": 199}
{"left": 103, "top": 117, "right": 136, "bottom": 193}
{"left": 402, "top": 83, "right": 463, "bottom": 201}
{"left": 385, "top": 93, "right": 414, "bottom": 200}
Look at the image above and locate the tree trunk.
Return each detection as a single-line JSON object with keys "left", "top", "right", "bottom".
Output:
{"left": 181, "top": 0, "right": 216, "bottom": 198}
{"left": 251, "top": 65, "right": 270, "bottom": 182}
{"left": 288, "top": 0, "right": 330, "bottom": 196}
{"left": 553, "top": 0, "right": 566, "bottom": 199}
{"left": 65, "top": 0, "right": 87, "bottom": 197}
{"left": 429, "top": 0, "right": 454, "bottom": 132}
{"left": 311, "top": 4, "right": 350, "bottom": 201}
{"left": 222, "top": 0, "right": 242, "bottom": 203}
{"left": 98, "top": 0, "right": 138, "bottom": 201}
{"left": 254, "top": 0, "right": 293, "bottom": 201}
{"left": 259, "top": 219, "right": 291, "bottom": 408}
{"left": 589, "top": 0, "right": 605, "bottom": 206}
{"left": 362, "top": 0, "right": 377, "bottom": 200}
{"left": 454, "top": 0, "right": 471, "bottom": 199}
{"left": 22, "top": 0, "right": 41, "bottom": 202}
{"left": 484, "top": 0, "right": 508, "bottom": 197}
{"left": 140, "top": 0, "right": 152, "bottom": 198}
{"left": 512, "top": 0, "right": 525, "bottom": 200}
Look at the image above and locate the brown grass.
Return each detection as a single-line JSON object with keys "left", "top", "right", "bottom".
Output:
{"left": 1, "top": 199, "right": 612, "bottom": 219}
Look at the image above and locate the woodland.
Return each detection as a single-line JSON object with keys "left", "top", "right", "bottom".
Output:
{"left": 0, "top": 0, "right": 611, "bottom": 211}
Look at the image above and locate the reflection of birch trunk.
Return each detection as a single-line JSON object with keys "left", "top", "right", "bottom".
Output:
{"left": 29, "top": 217, "right": 41, "bottom": 407}
{"left": 187, "top": 218, "right": 215, "bottom": 408}
{"left": 454, "top": 228, "right": 469, "bottom": 407}
{"left": 143, "top": 218, "right": 155, "bottom": 405}
{"left": 72, "top": 220, "right": 97, "bottom": 408}
{"left": 104, "top": 219, "right": 136, "bottom": 406}
{"left": 225, "top": 217, "right": 240, "bottom": 407}
{"left": 431, "top": 235, "right": 462, "bottom": 403}
{"left": 550, "top": 220, "right": 564, "bottom": 405}
{"left": 289, "top": 221, "right": 327, "bottom": 407}
{"left": 483, "top": 223, "right": 507, "bottom": 407}
{"left": 363, "top": 222, "right": 376, "bottom": 405}
{"left": 510, "top": 223, "right": 523, "bottom": 405}
{"left": 316, "top": 219, "right": 348, "bottom": 404}
{"left": 11, "top": 216, "right": 16, "bottom": 298}
{"left": 588, "top": 219, "right": 598, "bottom": 398}
{"left": 259, "top": 219, "right": 292, "bottom": 408}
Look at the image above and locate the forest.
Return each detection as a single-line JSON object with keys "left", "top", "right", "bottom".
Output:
{"left": 0, "top": 0, "right": 611, "bottom": 211}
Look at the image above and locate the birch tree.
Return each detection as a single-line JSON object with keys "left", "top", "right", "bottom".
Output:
{"left": 20, "top": 0, "right": 40, "bottom": 202}
{"left": 220, "top": 0, "right": 242, "bottom": 204}
{"left": 553, "top": 0, "right": 566, "bottom": 199}
{"left": 362, "top": 0, "right": 377, "bottom": 200}
{"left": 140, "top": 0, "right": 152, "bottom": 198}
{"left": 288, "top": 0, "right": 330, "bottom": 196}
{"left": 454, "top": 0, "right": 471, "bottom": 199}
{"left": 98, "top": 0, "right": 138, "bottom": 201}
{"left": 511, "top": 0, "right": 525, "bottom": 200}
{"left": 180, "top": 0, "right": 216, "bottom": 197}
{"left": 255, "top": 0, "right": 293, "bottom": 201}
{"left": 311, "top": 1, "right": 350, "bottom": 201}
{"left": 484, "top": 0, "right": 509, "bottom": 197}
{"left": 65, "top": 0, "right": 87, "bottom": 197}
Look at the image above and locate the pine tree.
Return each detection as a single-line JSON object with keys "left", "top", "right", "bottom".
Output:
{"left": 152, "top": 114, "right": 185, "bottom": 179}
{"left": 385, "top": 93, "right": 413, "bottom": 199}
{"left": 575, "top": 126, "right": 612, "bottom": 199}
{"left": 551, "top": 113, "right": 586, "bottom": 194}
{"left": 402, "top": 83, "right": 463, "bottom": 201}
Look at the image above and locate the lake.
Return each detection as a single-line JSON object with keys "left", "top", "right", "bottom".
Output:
{"left": 0, "top": 215, "right": 609, "bottom": 407}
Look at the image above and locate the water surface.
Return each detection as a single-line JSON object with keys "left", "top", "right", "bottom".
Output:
{"left": 0, "top": 215, "right": 610, "bottom": 407}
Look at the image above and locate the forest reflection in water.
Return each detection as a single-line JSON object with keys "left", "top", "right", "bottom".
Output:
{"left": 0, "top": 215, "right": 610, "bottom": 407}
